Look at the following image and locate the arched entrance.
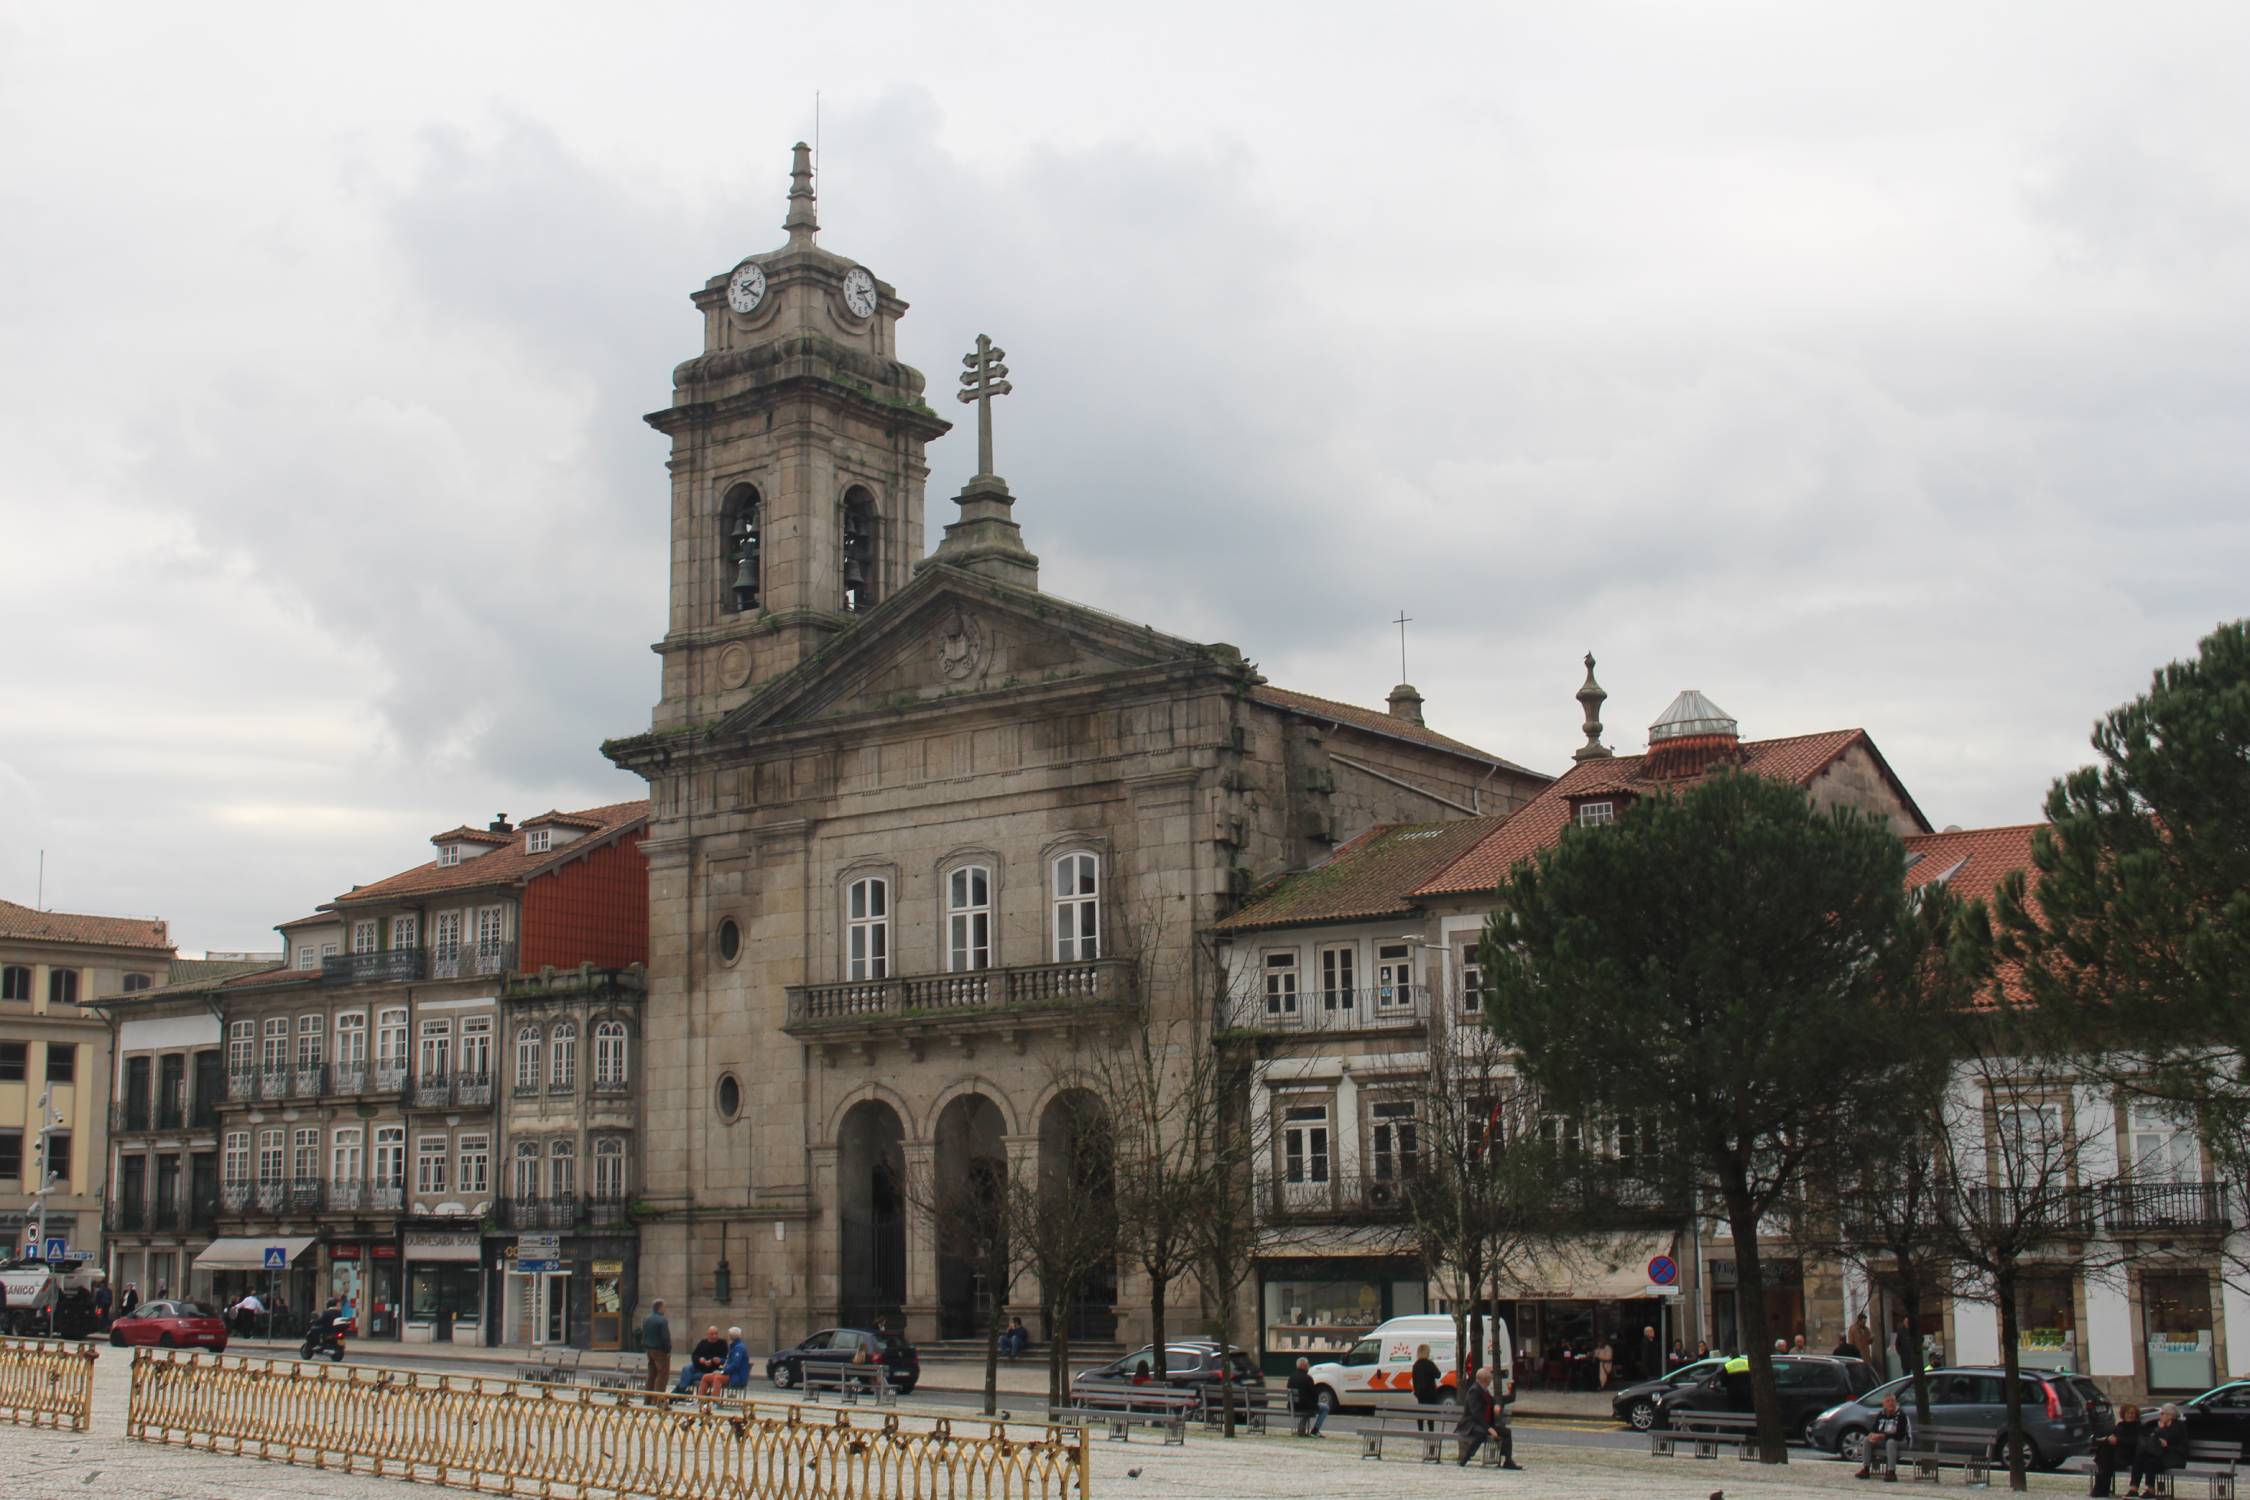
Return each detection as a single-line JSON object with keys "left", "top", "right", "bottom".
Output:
{"left": 1040, "top": 1088, "right": 1118, "bottom": 1340}
{"left": 933, "top": 1093, "right": 1008, "bottom": 1339}
{"left": 837, "top": 1100, "right": 906, "bottom": 1329}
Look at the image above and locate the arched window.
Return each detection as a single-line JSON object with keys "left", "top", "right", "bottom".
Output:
{"left": 593, "top": 1137, "right": 626, "bottom": 1201}
{"left": 1053, "top": 852, "right": 1101, "bottom": 961}
{"left": 549, "top": 1022, "right": 577, "bottom": 1092}
{"left": 548, "top": 1139, "right": 576, "bottom": 1201}
{"left": 1, "top": 965, "right": 31, "bottom": 1002}
{"left": 593, "top": 1021, "right": 628, "bottom": 1089}
{"left": 840, "top": 487, "right": 877, "bottom": 612}
{"left": 722, "top": 483, "right": 762, "bottom": 614}
{"left": 511, "top": 1140, "right": 540, "bottom": 1201}
{"left": 947, "top": 865, "right": 992, "bottom": 972}
{"left": 513, "top": 1026, "right": 541, "bottom": 1093}
{"left": 846, "top": 877, "right": 889, "bottom": 981}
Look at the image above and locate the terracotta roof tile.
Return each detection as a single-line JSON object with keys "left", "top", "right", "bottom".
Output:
{"left": 332, "top": 800, "right": 649, "bottom": 907}
{"left": 431, "top": 825, "right": 513, "bottom": 847}
{"left": 275, "top": 912, "right": 338, "bottom": 931}
{"left": 1901, "top": 824, "right": 2042, "bottom": 903}
{"left": 0, "top": 898, "right": 170, "bottom": 951}
{"left": 1217, "top": 816, "right": 1513, "bottom": 932}
{"left": 1251, "top": 685, "right": 1546, "bottom": 778}
{"left": 1415, "top": 729, "right": 1898, "bottom": 897}
{"left": 520, "top": 809, "right": 604, "bottom": 831}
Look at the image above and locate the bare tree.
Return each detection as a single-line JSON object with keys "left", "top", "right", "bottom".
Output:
{"left": 904, "top": 1134, "right": 1018, "bottom": 1415}
{"left": 1190, "top": 1040, "right": 1286, "bottom": 1437}
{"left": 1013, "top": 1085, "right": 1120, "bottom": 1409}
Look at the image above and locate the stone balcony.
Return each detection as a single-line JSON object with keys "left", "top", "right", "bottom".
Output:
{"left": 783, "top": 957, "right": 1137, "bottom": 1052}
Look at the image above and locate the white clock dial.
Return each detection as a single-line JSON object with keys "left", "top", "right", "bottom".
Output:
{"left": 842, "top": 267, "right": 878, "bottom": 318}
{"left": 726, "top": 262, "right": 767, "bottom": 315}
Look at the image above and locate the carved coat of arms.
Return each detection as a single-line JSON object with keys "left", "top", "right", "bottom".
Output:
{"left": 935, "top": 605, "right": 988, "bottom": 682}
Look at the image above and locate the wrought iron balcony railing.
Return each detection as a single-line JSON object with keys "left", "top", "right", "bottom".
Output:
{"left": 258, "top": 1069, "right": 289, "bottom": 1101}
{"left": 432, "top": 941, "right": 516, "bottom": 980}
{"left": 288, "top": 1178, "right": 324, "bottom": 1211}
{"left": 1259, "top": 1168, "right": 1416, "bottom": 1221}
{"left": 369, "top": 1180, "right": 405, "bottom": 1212}
{"left": 227, "top": 1071, "right": 258, "bottom": 1103}
{"left": 321, "top": 948, "right": 426, "bottom": 985}
{"left": 785, "top": 957, "right": 1136, "bottom": 1031}
{"left": 107, "top": 1198, "right": 147, "bottom": 1232}
{"left": 585, "top": 1198, "right": 632, "bottom": 1230}
{"left": 456, "top": 1073, "right": 494, "bottom": 1107}
{"left": 221, "top": 1182, "right": 251, "bottom": 1213}
{"left": 330, "top": 1063, "right": 368, "bottom": 1095}
{"left": 497, "top": 1197, "right": 581, "bottom": 1231}
{"left": 412, "top": 1071, "right": 452, "bottom": 1109}
{"left": 548, "top": 1076, "right": 578, "bottom": 1097}
{"left": 375, "top": 1061, "right": 409, "bottom": 1092}
{"left": 293, "top": 1063, "right": 327, "bottom": 1098}
{"left": 111, "top": 1101, "right": 152, "bottom": 1133}
{"left": 1222, "top": 984, "right": 1431, "bottom": 1035}
{"left": 2099, "top": 1178, "right": 2233, "bottom": 1233}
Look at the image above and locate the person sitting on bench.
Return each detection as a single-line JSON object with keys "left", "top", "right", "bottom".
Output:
{"left": 1856, "top": 1391, "right": 1910, "bottom": 1481}
{"left": 2089, "top": 1402, "right": 2141, "bottom": 1498}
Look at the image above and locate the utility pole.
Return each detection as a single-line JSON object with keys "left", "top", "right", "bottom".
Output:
{"left": 30, "top": 1086, "right": 61, "bottom": 1335}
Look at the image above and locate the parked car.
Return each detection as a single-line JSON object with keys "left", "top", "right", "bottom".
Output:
{"left": 1611, "top": 1357, "right": 1727, "bottom": 1430}
{"left": 1653, "top": 1354, "right": 1879, "bottom": 1444}
{"left": 1306, "top": 1314, "right": 1514, "bottom": 1414}
{"left": 1072, "top": 1340, "right": 1263, "bottom": 1404}
{"left": 108, "top": 1298, "right": 229, "bottom": 1351}
{"left": 2180, "top": 1380, "right": 2250, "bottom": 1456}
{"left": 1806, "top": 1367, "right": 2112, "bottom": 1469}
{"left": 765, "top": 1327, "right": 919, "bottom": 1394}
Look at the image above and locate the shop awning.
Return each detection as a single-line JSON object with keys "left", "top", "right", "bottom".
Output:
{"left": 1495, "top": 1235, "right": 1677, "bottom": 1302}
{"left": 193, "top": 1236, "right": 317, "bottom": 1271}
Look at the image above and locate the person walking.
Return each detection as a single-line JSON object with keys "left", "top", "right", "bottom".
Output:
{"left": 1855, "top": 1390, "right": 1911, "bottom": 1480}
{"left": 1455, "top": 1366, "right": 1520, "bottom": 1469}
{"left": 1410, "top": 1343, "right": 1444, "bottom": 1432}
{"left": 1594, "top": 1335, "right": 1614, "bottom": 1389}
{"left": 120, "top": 1282, "right": 139, "bottom": 1318}
{"left": 1287, "top": 1357, "right": 1324, "bottom": 1438}
{"left": 641, "top": 1298, "right": 672, "bottom": 1396}
{"left": 2089, "top": 1402, "right": 2141, "bottom": 1497}
{"left": 2126, "top": 1404, "right": 2186, "bottom": 1498}
{"left": 1639, "top": 1324, "right": 1662, "bottom": 1380}
{"left": 1849, "top": 1311, "right": 1874, "bottom": 1365}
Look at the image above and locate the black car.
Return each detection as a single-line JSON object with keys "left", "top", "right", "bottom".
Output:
{"left": 1652, "top": 1354, "right": 1880, "bottom": 1444}
{"left": 1807, "top": 1367, "right": 2111, "bottom": 1469}
{"left": 2179, "top": 1380, "right": 2250, "bottom": 1456}
{"left": 766, "top": 1327, "right": 920, "bottom": 1394}
{"left": 1611, "top": 1357, "right": 1727, "bottom": 1430}
{"left": 1071, "top": 1340, "right": 1264, "bottom": 1402}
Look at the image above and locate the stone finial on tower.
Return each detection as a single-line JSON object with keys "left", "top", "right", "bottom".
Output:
{"left": 920, "top": 332, "right": 1040, "bottom": 590}
{"left": 1386, "top": 684, "right": 1426, "bottom": 725}
{"left": 1573, "top": 652, "right": 1612, "bottom": 761}
{"left": 784, "top": 141, "right": 818, "bottom": 248}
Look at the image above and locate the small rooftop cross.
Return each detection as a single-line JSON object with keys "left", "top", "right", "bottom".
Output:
{"left": 957, "top": 334, "right": 1012, "bottom": 479}
{"left": 1394, "top": 610, "right": 1412, "bottom": 680}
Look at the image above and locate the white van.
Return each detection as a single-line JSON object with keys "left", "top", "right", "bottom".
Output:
{"left": 1307, "top": 1313, "right": 1514, "bottom": 1413}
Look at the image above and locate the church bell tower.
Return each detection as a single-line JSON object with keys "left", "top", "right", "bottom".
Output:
{"left": 645, "top": 144, "right": 951, "bottom": 727}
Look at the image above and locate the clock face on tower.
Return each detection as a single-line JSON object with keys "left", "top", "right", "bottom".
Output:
{"left": 726, "top": 262, "right": 767, "bottom": 315}
{"left": 842, "top": 267, "right": 878, "bottom": 319}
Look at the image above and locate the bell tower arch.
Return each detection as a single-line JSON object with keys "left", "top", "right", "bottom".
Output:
{"left": 645, "top": 143, "right": 951, "bottom": 726}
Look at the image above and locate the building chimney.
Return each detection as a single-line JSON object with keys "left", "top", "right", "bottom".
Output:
{"left": 489, "top": 813, "right": 513, "bottom": 834}
{"left": 1573, "top": 653, "right": 1611, "bottom": 762}
{"left": 1386, "top": 683, "right": 1425, "bottom": 726}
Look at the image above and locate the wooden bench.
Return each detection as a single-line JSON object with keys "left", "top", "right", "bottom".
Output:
{"left": 2158, "top": 1440, "right": 2242, "bottom": 1500}
{"left": 1650, "top": 1409, "right": 1760, "bottom": 1460}
{"left": 1359, "top": 1410, "right": 1465, "bottom": 1463}
{"left": 1194, "top": 1386, "right": 1286, "bottom": 1434}
{"left": 1046, "top": 1390, "right": 1197, "bottom": 1444}
{"left": 802, "top": 1364, "right": 898, "bottom": 1406}
{"left": 1901, "top": 1424, "right": 1999, "bottom": 1484}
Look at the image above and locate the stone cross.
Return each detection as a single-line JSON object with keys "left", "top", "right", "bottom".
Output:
{"left": 957, "top": 334, "right": 1012, "bottom": 479}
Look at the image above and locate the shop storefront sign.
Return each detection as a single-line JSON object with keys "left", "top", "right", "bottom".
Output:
{"left": 370, "top": 1243, "right": 398, "bottom": 1260}
{"left": 330, "top": 1243, "right": 362, "bottom": 1261}
{"left": 403, "top": 1232, "right": 481, "bottom": 1262}
{"left": 592, "top": 1260, "right": 624, "bottom": 1276}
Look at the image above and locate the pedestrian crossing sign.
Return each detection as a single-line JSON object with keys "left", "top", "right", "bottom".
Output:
{"left": 263, "top": 1246, "right": 287, "bottom": 1270}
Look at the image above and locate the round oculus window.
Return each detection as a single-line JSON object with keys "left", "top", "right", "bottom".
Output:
{"left": 717, "top": 917, "right": 742, "bottom": 963}
{"left": 716, "top": 1073, "right": 742, "bottom": 1121}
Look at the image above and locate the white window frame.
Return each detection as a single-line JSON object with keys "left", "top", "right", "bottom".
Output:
{"left": 1262, "top": 950, "right": 1300, "bottom": 1016}
{"left": 223, "top": 1130, "right": 250, "bottom": 1184}
{"left": 1457, "top": 943, "right": 1486, "bottom": 1018}
{"left": 331, "top": 1126, "right": 363, "bottom": 1186}
{"left": 947, "top": 864, "right": 993, "bottom": 972}
{"left": 549, "top": 1021, "right": 577, "bottom": 1090}
{"left": 417, "top": 1018, "right": 452, "bottom": 1081}
{"left": 320, "top": 941, "right": 338, "bottom": 959}
{"left": 1318, "top": 944, "right": 1357, "bottom": 1012}
{"left": 296, "top": 1014, "right": 324, "bottom": 1068}
{"left": 261, "top": 1017, "right": 288, "bottom": 1073}
{"left": 1371, "top": 1099, "right": 1419, "bottom": 1181}
{"left": 457, "top": 1133, "right": 490, "bottom": 1196}
{"left": 335, "top": 1012, "right": 367, "bottom": 1066}
{"left": 512, "top": 1141, "right": 541, "bottom": 1201}
{"left": 1577, "top": 801, "right": 1615, "bottom": 828}
{"left": 295, "top": 944, "right": 315, "bottom": 970}
{"left": 549, "top": 1139, "right": 576, "bottom": 1202}
{"left": 433, "top": 910, "right": 462, "bottom": 962}
{"left": 292, "top": 1126, "right": 319, "bottom": 1182}
{"left": 1282, "top": 1103, "right": 1331, "bottom": 1185}
{"left": 437, "top": 845, "right": 462, "bottom": 868}
{"left": 1052, "top": 852, "right": 1100, "bottom": 961}
{"left": 373, "top": 1125, "right": 405, "bottom": 1187}
{"left": 376, "top": 1008, "right": 409, "bottom": 1072}
{"left": 2128, "top": 1102, "right": 2199, "bottom": 1183}
{"left": 474, "top": 905, "right": 503, "bottom": 955}
{"left": 514, "top": 1026, "right": 542, "bottom": 1091}
{"left": 593, "top": 1021, "right": 627, "bottom": 1087}
{"left": 351, "top": 919, "right": 378, "bottom": 954}
{"left": 593, "top": 1137, "right": 625, "bottom": 1201}
{"left": 416, "top": 1134, "right": 448, "bottom": 1195}
{"left": 526, "top": 828, "right": 552, "bottom": 854}
{"left": 846, "top": 876, "right": 889, "bottom": 981}
{"left": 390, "top": 914, "right": 419, "bottom": 951}
{"left": 1375, "top": 942, "right": 1415, "bottom": 1011}
{"left": 257, "top": 1128, "right": 284, "bottom": 1185}
{"left": 227, "top": 1021, "right": 254, "bottom": 1077}
{"left": 460, "top": 1017, "right": 492, "bottom": 1081}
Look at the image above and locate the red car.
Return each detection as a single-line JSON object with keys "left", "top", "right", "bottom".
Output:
{"left": 109, "top": 1298, "right": 229, "bottom": 1351}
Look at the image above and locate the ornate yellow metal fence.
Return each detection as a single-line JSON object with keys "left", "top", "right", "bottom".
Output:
{"left": 127, "top": 1349, "right": 1090, "bottom": 1499}
{"left": 0, "top": 1336, "right": 97, "bottom": 1431}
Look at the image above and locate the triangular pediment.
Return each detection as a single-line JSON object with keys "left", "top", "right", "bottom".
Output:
{"left": 719, "top": 564, "right": 1221, "bottom": 734}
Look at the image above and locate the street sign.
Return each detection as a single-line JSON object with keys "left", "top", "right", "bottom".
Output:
{"left": 1647, "top": 1254, "right": 1679, "bottom": 1287}
{"left": 43, "top": 1237, "right": 68, "bottom": 1261}
{"left": 262, "top": 1246, "right": 288, "bottom": 1270}
{"left": 517, "top": 1259, "right": 562, "bottom": 1275}
{"left": 1646, "top": 1282, "right": 1684, "bottom": 1298}
{"left": 518, "top": 1234, "right": 562, "bottom": 1259}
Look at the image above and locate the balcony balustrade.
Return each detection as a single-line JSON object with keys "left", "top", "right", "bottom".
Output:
{"left": 1222, "top": 984, "right": 1431, "bottom": 1035}
{"left": 254, "top": 1181, "right": 285, "bottom": 1212}
{"left": 2099, "top": 1178, "right": 2232, "bottom": 1233}
{"left": 375, "top": 1061, "right": 408, "bottom": 1093}
{"left": 412, "top": 1071, "right": 453, "bottom": 1109}
{"left": 110, "top": 1101, "right": 152, "bottom": 1133}
{"left": 370, "top": 1181, "right": 405, "bottom": 1212}
{"left": 288, "top": 1178, "right": 324, "bottom": 1212}
{"left": 498, "top": 1197, "right": 581, "bottom": 1231}
{"left": 456, "top": 1073, "right": 494, "bottom": 1107}
{"left": 320, "top": 948, "right": 426, "bottom": 985}
{"left": 548, "top": 1076, "right": 578, "bottom": 1097}
{"left": 1259, "top": 1168, "right": 1417, "bottom": 1221}
{"left": 329, "top": 1179, "right": 364, "bottom": 1212}
{"left": 432, "top": 941, "right": 516, "bottom": 981}
{"left": 293, "top": 1063, "right": 327, "bottom": 1098}
{"left": 592, "top": 1074, "right": 630, "bottom": 1096}
{"left": 258, "top": 1069, "right": 289, "bottom": 1102}
{"left": 150, "top": 1199, "right": 183, "bottom": 1232}
{"left": 107, "top": 1199, "right": 147, "bottom": 1232}
{"left": 585, "top": 1198, "right": 632, "bottom": 1230}
{"left": 221, "top": 1182, "right": 251, "bottom": 1213}
{"left": 331, "top": 1062, "right": 368, "bottom": 1095}
{"left": 155, "top": 1094, "right": 185, "bottom": 1131}
{"left": 784, "top": 956, "right": 1136, "bottom": 1033}
{"left": 227, "top": 1071, "right": 258, "bottom": 1103}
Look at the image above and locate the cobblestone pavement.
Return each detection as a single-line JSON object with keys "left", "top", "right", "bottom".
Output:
{"left": 0, "top": 1348, "right": 2096, "bottom": 1499}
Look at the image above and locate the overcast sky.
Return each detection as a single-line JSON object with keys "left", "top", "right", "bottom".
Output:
{"left": 4, "top": 2, "right": 2246, "bottom": 951}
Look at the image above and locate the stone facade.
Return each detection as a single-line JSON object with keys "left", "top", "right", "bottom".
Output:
{"left": 605, "top": 151, "right": 1549, "bottom": 1348}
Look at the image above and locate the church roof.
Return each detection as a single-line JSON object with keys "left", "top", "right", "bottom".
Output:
{"left": 1217, "top": 816, "right": 1512, "bottom": 933}
{"left": 1250, "top": 685, "right": 1544, "bottom": 776}
{"left": 1415, "top": 728, "right": 1925, "bottom": 897}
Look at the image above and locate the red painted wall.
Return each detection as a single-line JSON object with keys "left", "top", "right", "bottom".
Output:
{"left": 519, "top": 829, "right": 649, "bottom": 971}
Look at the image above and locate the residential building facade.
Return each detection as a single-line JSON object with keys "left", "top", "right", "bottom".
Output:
{"left": 1, "top": 897, "right": 172, "bottom": 1269}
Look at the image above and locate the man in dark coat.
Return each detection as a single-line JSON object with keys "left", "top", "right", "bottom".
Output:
{"left": 1455, "top": 1366, "right": 1520, "bottom": 1469}
{"left": 1287, "top": 1357, "right": 1325, "bottom": 1437}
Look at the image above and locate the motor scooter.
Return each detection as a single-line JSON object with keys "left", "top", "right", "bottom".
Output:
{"left": 300, "top": 1318, "right": 350, "bottom": 1362}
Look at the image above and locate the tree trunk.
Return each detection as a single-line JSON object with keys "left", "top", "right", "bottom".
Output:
{"left": 982, "top": 1273, "right": 1001, "bottom": 1417}
{"left": 1149, "top": 1271, "right": 1168, "bottom": 1384}
{"left": 1899, "top": 1278, "right": 1931, "bottom": 1427}
{"left": 1723, "top": 1181, "right": 1788, "bottom": 1464}
{"left": 1997, "top": 1267, "right": 2027, "bottom": 1492}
